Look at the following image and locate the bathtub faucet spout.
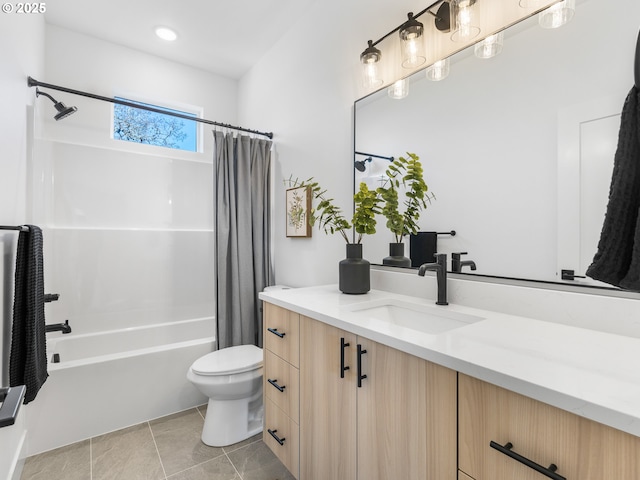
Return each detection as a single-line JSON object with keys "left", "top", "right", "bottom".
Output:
{"left": 45, "top": 320, "right": 72, "bottom": 334}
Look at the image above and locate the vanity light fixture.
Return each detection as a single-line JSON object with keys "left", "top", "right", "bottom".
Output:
{"left": 360, "top": 40, "right": 383, "bottom": 89}
{"left": 474, "top": 31, "right": 504, "bottom": 59}
{"left": 538, "top": 0, "right": 575, "bottom": 29}
{"left": 399, "top": 12, "right": 426, "bottom": 69}
{"left": 388, "top": 78, "right": 410, "bottom": 99}
{"left": 155, "top": 26, "right": 178, "bottom": 41}
{"left": 450, "top": 0, "right": 481, "bottom": 42}
{"left": 426, "top": 58, "right": 450, "bottom": 81}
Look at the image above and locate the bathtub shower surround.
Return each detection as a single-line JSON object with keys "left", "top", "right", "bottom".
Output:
{"left": 25, "top": 137, "right": 216, "bottom": 454}
{"left": 24, "top": 317, "right": 214, "bottom": 455}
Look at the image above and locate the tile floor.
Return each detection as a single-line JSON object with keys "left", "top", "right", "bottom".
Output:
{"left": 21, "top": 405, "right": 295, "bottom": 480}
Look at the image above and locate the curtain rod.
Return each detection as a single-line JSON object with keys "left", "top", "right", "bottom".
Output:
{"left": 27, "top": 77, "right": 274, "bottom": 139}
{"left": 0, "top": 225, "right": 29, "bottom": 232}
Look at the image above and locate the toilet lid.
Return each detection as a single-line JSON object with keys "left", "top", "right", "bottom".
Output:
{"left": 191, "top": 344, "right": 263, "bottom": 376}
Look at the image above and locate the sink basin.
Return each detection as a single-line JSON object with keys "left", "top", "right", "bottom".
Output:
{"left": 345, "top": 298, "right": 484, "bottom": 335}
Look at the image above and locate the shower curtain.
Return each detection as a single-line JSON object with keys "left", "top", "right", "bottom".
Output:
{"left": 214, "top": 131, "right": 273, "bottom": 349}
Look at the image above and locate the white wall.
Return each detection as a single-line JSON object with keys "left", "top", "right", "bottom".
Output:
{"left": 0, "top": 10, "right": 45, "bottom": 479}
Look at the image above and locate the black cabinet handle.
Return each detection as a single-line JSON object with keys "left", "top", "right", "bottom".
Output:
{"left": 340, "top": 338, "right": 350, "bottom": 378}
{"left": 267, "top": 327, "right": 285, "bottom": 338}
{"left": 268, "top": 428, "right": 286, "bottom": 446}
{"left": 357, "top": 344, "right": 367, "bottom": 387}
{"left": 490, "top": 441, "right": 566, "bottom": 480}
{"left": 267, "top": 378, "right": 286, "bottom": 392}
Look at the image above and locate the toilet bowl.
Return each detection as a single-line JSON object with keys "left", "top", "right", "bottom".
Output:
{"left": 187, "top": 344, "right": 263, "bottom": 447}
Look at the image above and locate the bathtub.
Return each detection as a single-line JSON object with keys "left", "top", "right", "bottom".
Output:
{"left": 24, "top": 317, "right": 215, "bottom": 456}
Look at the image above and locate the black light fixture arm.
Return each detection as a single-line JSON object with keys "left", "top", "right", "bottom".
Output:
{"left": 367, "top": 0, "right": 447, "bottom": 48}
{"left": 27, "top": 77, "right": 274, "bottom": 139}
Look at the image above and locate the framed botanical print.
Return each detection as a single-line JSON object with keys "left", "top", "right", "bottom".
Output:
{"left": 286, "top": 186, "right": 312, "bottom": 237}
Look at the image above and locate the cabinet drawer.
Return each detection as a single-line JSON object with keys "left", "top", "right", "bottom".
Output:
{"left": 264, "top": 303, "right": 300, "bottom": 367}
{"left": 459, "top": 374, "right": 640, "bottom": 480}
{"left": 264, "top": 397, "right": 299, "bottom": 479}
{"left": 264, "top": 349, "right": 299, "bottom": 422}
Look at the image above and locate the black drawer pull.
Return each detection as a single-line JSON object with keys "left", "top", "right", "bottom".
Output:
{"left": 267, "top": 327, "right": 285, "bottom": 338}
{"left": 267, "top": 378, "right": 286, "bottom": 392}
{"left": 268, "top": 428, "right": 286, "bottom": 446}
{"left": 357, "top": 344, "right": 367, "bottom": 388}
{"left": 340, "top": 337, "right": 350, "bottom": 378}
{"left": 490, "top": 441, "right": 566, "bottom": 480}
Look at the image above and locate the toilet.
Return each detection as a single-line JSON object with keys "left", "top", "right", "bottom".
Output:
{"left": 187, "top": 344, "right": 263, "bottom": 447}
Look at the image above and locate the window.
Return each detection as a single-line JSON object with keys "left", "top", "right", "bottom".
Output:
{"left": 113, "top": 97, "right": 198, "bottom": 152}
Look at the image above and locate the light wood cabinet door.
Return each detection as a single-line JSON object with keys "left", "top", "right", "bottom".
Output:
{"left": 356, "top": 338, "right": 457, "bottom": 480}
{"left": 264, "top": 303, "right": 300, "bottom": 367}
{"left": 300, "top": 315, "right": 357, "bottom": 480}
{"left": 459, "top": 374, "right": 640, "bottom": 480}
{"left": 458, "top": 472, "right": 475, "bottom": 480}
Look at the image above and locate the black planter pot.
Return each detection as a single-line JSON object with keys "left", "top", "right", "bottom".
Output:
{"left": 382, "top": 242, "right": 411, "bottom": 267}
{"left": 339, "top": 243, "right": 370, "bottom": 294}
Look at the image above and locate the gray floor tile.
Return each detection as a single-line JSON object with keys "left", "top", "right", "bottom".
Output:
{"left": 166, "top": 455, "right": 240, "bottom": 480}
{"left": 150, "top": 408, "right": 224, "bottom": 476}
{"left": 21, "top": 440, "right": 90, "bottom": 480}
{"left": 92, "top": 423, "right": 164, "bottom": 480}
{"left": 222, "top": 433, "right": 262, "bottom": 454}
{"left": 226, "top": 441, "right": 295, "bottom": 480}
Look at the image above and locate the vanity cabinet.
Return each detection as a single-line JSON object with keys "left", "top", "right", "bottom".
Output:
{"left": 458, "top": 374, "right": 640, "bottom": 480}
{"left": 263, "top": 303, "right": 300, "bottom": 479}
{"left": 299, "top": 314, "right": 457, "bottom": 480}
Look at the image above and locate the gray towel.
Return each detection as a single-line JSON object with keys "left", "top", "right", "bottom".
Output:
{"left": 586, "top": 87, "right": 640, "bottom": 290}
{"left": 9, "top": 225, "right": 48, "bottom": 404}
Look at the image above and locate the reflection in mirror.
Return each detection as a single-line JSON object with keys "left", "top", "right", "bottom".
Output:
{"left": 354, "top": 0, "right": 639, "bottom": 291}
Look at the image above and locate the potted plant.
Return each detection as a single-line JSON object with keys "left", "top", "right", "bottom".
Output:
{"left": 377, "top": 152, "right": 434, "bottom": 267}
{"left": 287, "top": 176, "right": 381, "bottom": 294}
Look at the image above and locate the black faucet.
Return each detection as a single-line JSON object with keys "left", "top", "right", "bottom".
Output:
{"left": 451, "top": 252, "right": 477, "bottom": 273}
{"left": 45, "top": 320, "right": 72, "bottom": 334}
{"left": 418, "top": 253, "right": 448, "bottom": 305}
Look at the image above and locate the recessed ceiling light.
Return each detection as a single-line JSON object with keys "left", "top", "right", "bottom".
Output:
{"left": 155, "top": 26, "right": 177, "bottom": 42}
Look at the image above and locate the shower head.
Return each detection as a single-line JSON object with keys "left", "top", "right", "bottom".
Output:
{"left": 355, "top": 157, "right": 372, "bottom": 172}
{"left": 35, "top": 88, "right": 77, "bottom": 121}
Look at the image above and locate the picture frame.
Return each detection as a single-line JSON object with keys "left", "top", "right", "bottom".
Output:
{"left": 286, "top": 186, "right": 312, "bottom": 237}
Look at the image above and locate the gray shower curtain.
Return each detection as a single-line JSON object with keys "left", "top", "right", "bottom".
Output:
{"left": 214, "top": 131, "right": 273, "bottom": 349}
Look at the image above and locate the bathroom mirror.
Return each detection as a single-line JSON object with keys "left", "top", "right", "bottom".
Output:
{"left": 354, "top": 0, "right": 638, "bottom": 289}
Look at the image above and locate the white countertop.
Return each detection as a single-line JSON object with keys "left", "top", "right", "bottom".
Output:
{"left": 260, "top": 285, "right": 640, "bottom": 438}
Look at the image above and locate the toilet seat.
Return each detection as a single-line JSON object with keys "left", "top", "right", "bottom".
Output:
{"left": 191, "top": 344, "right": 262, "bottom": 376}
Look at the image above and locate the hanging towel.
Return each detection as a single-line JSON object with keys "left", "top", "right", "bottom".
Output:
{"left": 9, "top": 225, "right": 48, "bottom": 404}
{"left": 586, "top": 86, "right": 640, "bottom": 291}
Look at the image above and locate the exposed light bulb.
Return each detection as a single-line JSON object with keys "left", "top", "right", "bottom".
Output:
{"left": 451, "top": 0, "right": 480, "bottom": 42}
{"left": 361, "top": 40, "right": 383, "bottom": 89}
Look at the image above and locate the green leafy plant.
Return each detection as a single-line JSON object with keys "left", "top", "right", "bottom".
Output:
{"left": 377, "top": 152, "right": 434, "bottom": 243}
{"left": 285, "top": 176, "right": 381, "bottom": 244}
